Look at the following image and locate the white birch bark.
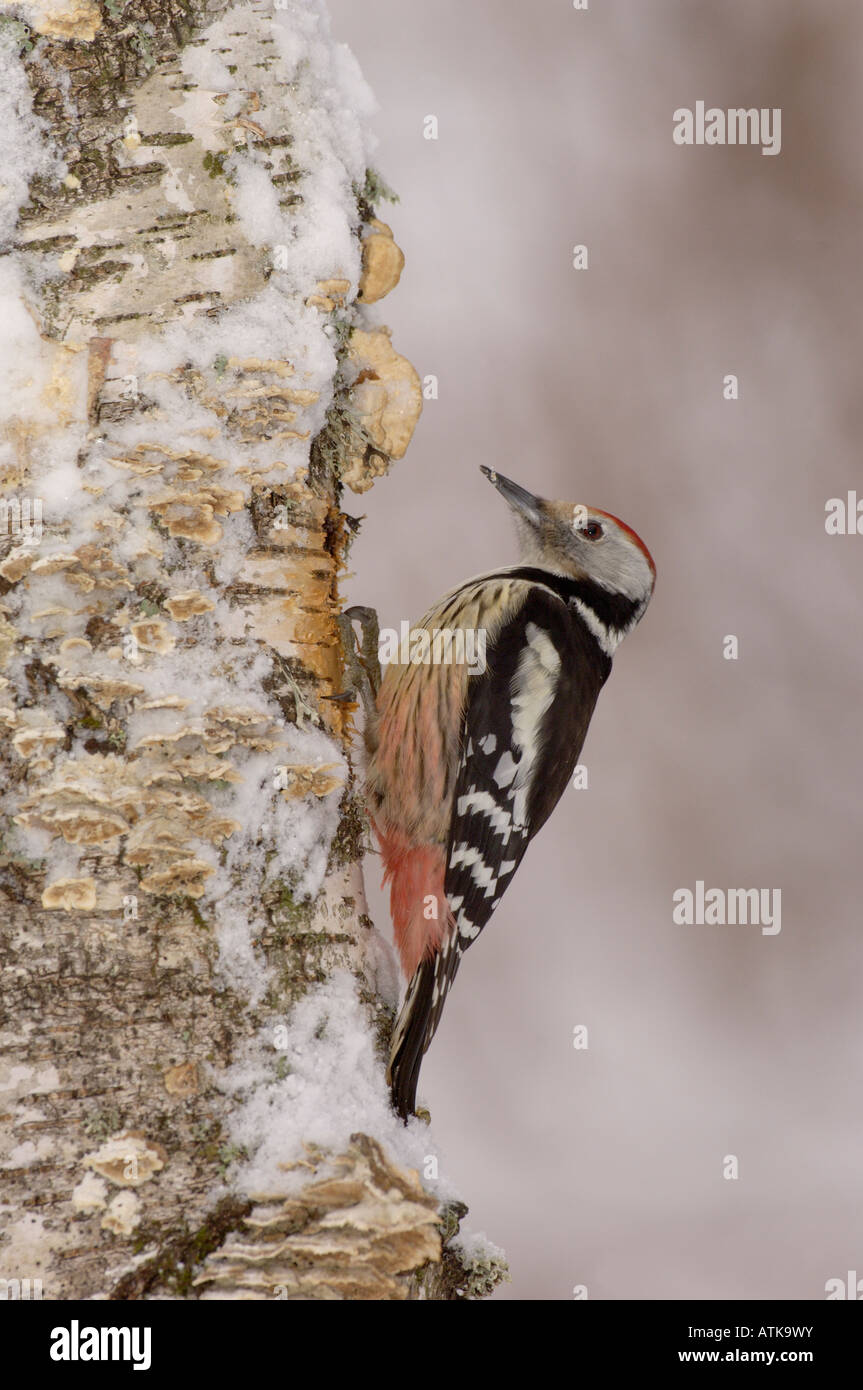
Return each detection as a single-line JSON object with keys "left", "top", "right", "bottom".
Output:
{"left": 0, "top": 0, "right": 506, "bottom": 1300}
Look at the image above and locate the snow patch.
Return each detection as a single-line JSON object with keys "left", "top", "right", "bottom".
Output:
{"left": 220, "top": 971, "right": 461, "bottom": 1202}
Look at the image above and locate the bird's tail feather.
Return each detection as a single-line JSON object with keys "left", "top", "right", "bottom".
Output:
{"left": 387, "top": 957, "right": 436, "bottom": 1121}
{"left": 387, "top": 920, "right": 463, "bottom": 1121}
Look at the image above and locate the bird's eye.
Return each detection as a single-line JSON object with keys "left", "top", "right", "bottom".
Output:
{"left": 580, "top": 522, "right": 604, "bottom": 540}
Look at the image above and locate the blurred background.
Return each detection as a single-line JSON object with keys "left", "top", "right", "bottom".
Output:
{"left": 330, "top": 0, "right": 863, "bottom": 1299}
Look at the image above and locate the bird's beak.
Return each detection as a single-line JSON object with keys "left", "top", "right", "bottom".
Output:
{"left": 479, "top": 467, "right": 544, "bottom": 525}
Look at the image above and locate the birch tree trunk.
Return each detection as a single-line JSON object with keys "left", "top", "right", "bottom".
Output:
{"left": 0, "top": 0, "right": 506, "bottom": 1300}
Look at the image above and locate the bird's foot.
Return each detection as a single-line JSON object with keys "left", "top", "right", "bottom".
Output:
{"left": 337, "top": 605, "right": 381, "bottom": 726}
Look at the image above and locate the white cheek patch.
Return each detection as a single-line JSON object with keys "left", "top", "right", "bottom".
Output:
{"left": 589, "top": 535, "right": 653, "bottom": 603}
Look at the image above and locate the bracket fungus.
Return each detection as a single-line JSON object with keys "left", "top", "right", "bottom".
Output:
{"left": 166, "top": 591, "right": 215, "bottom": 622}
{"left": 357, "top": 220, "right": 405, "bottom": 304}
{"left": 84, "top": 1131, "right": 167, "bottom": 1188}
{"left": 342, "top": 329, "right": 422, "bottom": 494}
{"left": 196, "top": 1135, "right": 441, "bottom": 1301}
{"left": 41, "top": 877, "right": 97, "bottom": 912}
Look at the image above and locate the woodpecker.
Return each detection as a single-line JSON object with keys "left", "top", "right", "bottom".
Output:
{"left": 364, "top": 468, "right": 655, "bottom": 1120}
